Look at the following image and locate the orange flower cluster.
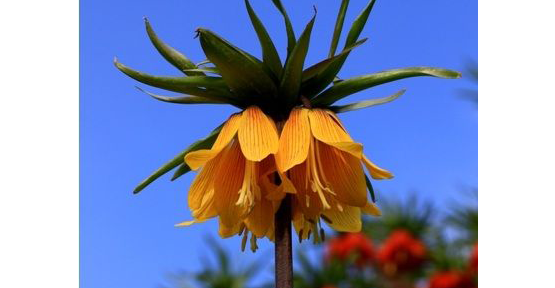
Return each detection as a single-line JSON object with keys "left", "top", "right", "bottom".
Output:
{"left": 376, "top": 229, "right": 427, "bottom": 277}
{"left": 324, "top": 231, "right": 477, "bottom": 287}
{"left": 326, "top": 232, "right": 374, "bottom": 266}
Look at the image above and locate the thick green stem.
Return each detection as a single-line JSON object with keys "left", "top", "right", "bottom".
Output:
{"left": 275, "top": 194, "right": 293, "bottom": 288}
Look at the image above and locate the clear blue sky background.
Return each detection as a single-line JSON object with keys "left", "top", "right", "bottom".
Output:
{"left": 80, "top": 0, "right": 477, "bottom": 287}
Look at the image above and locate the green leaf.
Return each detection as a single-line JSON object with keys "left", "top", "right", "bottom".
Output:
{"left": 196, "top": 59, "right": 212, "bottom": 66}
{"left": 114, "top": 58, "right": 232, "bottom": 99}
{"left": 170, "top": 163, "right": 191, "bottom": 181}
{"left": 328, "top": 89, "right": 405, "bottom": 113}
{"left": 301, "top": 0, "right": 377, "bottom": 98}
{"left": 365, "top": 174, "right": 376, "bottom": 203}
{"left": 302, "top": 38, "right": 367, "bottom": 83}
{"left": 344, "top": 0, "right": 377, "bottom": 49}
{"left": 245, "top": 0, "right": 283, "bottom": 78}
{"left": 135, "top": 86, "right": 234, "bottom": 106}
{"left": 313, "top": 67, "right": 461, "bottom": 106}
{"left": 144, "top": 18, "right": 203, "bottom": 76}
{"left": 183, "top": 67, "right": 221, "bottom": 74}
{"left": 280, "top": 12, "right": 316, "bottom": 107}
{"left": 197, "top": 29, "right": 278, "bottom": 100}
{"left": 271, "top": 0, "right": 296, "bottom": 57}
{"left": 328, "top": 0, "right": 350, "bottom": 57}
{"left": 133, "top": 124, "right": 223, "bottom": 194}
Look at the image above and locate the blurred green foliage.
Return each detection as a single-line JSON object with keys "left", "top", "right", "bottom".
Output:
{"left": 163, "top": 193, "right": 478, "bottom": 288}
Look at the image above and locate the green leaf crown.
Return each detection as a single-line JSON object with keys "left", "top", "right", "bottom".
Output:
{"left": 115, "top": 0, "right": 461, "bottom": 193}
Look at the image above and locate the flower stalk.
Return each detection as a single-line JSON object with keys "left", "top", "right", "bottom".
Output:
{"left": 275, "top": 194, "right": 293, "bottom": 288}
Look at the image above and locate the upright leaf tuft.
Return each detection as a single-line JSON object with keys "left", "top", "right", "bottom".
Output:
{"left": 329, "top": 0, "right": 350, "bottom": 57}
{"left": 197, "top": 29, "right": 278, "bottom": 100}
{"left": 280, "top": 11, "right": 316, "bottom": 107}
{"left": 245, "top": 0, "right": 283, "bottom": 78}
{"left": 271, "top": 0, "right": 297, "bottom": 57}
{"left": 302, "top": 0, "right": 378, "bottom": 98}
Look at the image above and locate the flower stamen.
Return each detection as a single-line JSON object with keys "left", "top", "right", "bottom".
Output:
{"left": 236, "top": 160, "right": 260, "bottom": 214}
{"left": 306, "top": 139, "right": 333, "bottom": 209}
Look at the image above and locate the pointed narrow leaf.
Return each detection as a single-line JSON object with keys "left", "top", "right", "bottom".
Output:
{"left": 183, "top": 67, "right": 221, "bottom": 74}
{"left": 114, "top": 59, "right": 232, "bottom": 99}
{"left": 333, "top": 76, "right": 343, "bottom": 84}
{"left": 365, "top": 174, "right": 376, "bottom": 203}
{"left": 328, "top": 89, "right": 405, "bottom": 113}
{"left": 344, "top": 0, "right": 376, "bottom": 48}
{"left": 329, "top": 0, "right": 350, "bottom": 57}
{"left": 135, "top": 87, "right": 234, "bottom": 105}
{"left": 280, "top": 13, "right": 316, "bottom": 107}
{"left": 144, "top": 18, "right": 204, "bottom": 76}
{"left": 196, "top": 59, "right": 212, "bottom": 66}
{"left": 302, "top": 38, "right": 367, "bottom": 82}
{"left": 271, "top": 0, "right": 296, "bottom": 57}
{"left": 133, "top": 124, "right": 224, "bottom": 194}
{"left": 171, "top": 163, "right": 191, "bottom": 181}
{"left": 302, "top": 0, "right": 377, "bottom": 97}
{"left": 197, "top": 29, "right": 278, "bottom": 99}
{"left": 313, "top": 67, "right": 461, "bottom": 106}
{"left": 245, "top": 0, "right": 282, "bottom": 78}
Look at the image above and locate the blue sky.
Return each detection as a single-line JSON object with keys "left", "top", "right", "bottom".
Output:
{"left": 80, "top": 0, "right": 477, "bottom": 287}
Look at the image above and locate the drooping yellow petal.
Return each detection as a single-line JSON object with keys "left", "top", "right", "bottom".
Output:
{"left": 191, "top": 187, "right": 217, "bottom": 220}
{"left": 261, "top": 155, "right": 297, "bottom": 201}
{"left": 265, "top": 221, "right": 275, "bottom": 242}
{"left": 213, "top": 140, "right": 248, "bottom": 227}
{"left": 244, "top": 195, "right": 274, "bottom": 237}
{"left": 329, "top": 142, "right": 363, "bottom": 157}
{"left": 175, "top": 218, "right": 208, "bottom": 227}
{"left": 318, "top": 141, "right": 367, "bottom": 207}
{"left": 322, "top": 202, "right": 362, "bottom": 232}
{"left": 184, "top": 150, "right": 217, "bottom": 171}
{"left": 218, "top": 220, "right": 244, "bottom": 238}
{"left": 188, "top": 157, "right": 218, "bottom": 212}
{"left": 325, "top": 110, "right": 349, "bottom": 130}
{"left": 275, "top": 108, "right": 311, "bottom": 172}
{"left": 308, "top": 109, "right": 363, "bottom": 158}
{"left": 361, "top": 201, "right": 382, "bottom": 216}
{"left": 258, "top": 155, "right": 281, "bottom": 199}
{"left": 238, "top": 106, "right": 279, "bottom": 161}
{"left": 185, "top": 113, "right": 242, "bottom": 170}
{"left": 279, "top": 172, "right": 297, "bottom": 194}
{"left": 363, "top": 155, "right": 394, "bottom": 180}
{"left": 265, "top": 176, "right": 297, "bottom": 201}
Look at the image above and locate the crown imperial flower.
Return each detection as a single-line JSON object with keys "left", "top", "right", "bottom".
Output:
{"left": 115, "top": 0, "right": 460, "bottom": 252}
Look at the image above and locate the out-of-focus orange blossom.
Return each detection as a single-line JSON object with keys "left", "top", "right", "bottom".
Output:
{"left": 376, "top": 229, "right": 427, "bottom": 277}
{"left": 428, "top": 271, "right": 476, "bottom": 288}
{"left": 326, "top": 232, "right": 374, "bottom": 267}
